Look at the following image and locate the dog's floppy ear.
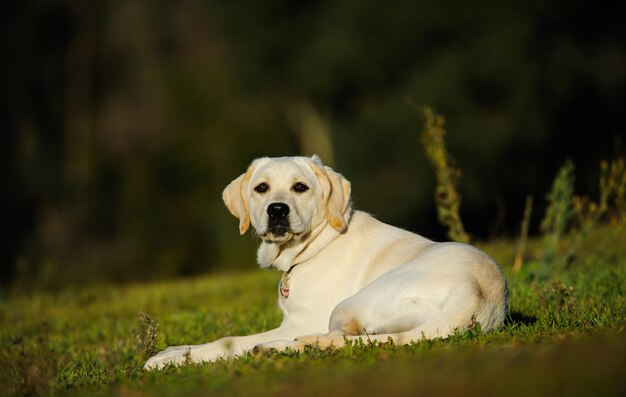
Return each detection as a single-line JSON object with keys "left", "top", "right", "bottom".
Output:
{"left": 222, "top": 164, "right": 256, "bottom": 235}
{"left": 310, "top": 155, "right": 352, "bottom": 232}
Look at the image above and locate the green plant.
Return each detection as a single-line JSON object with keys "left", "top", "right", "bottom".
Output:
{"left": 600, "top": 158, "right": 626, "bottom": 223}
{"left": 410, "top": 102, "right": 470, "bottom": 243}
{"left": 540, "top": 159, "right": 576, "bottom": 263}
{"left": 565, "top": 158, "right": 626, "bottom": 264}
{"left": 571, "top": 160, "right": 617, "bottom": 232}
{"left": 138, "top": 312, "right": 160, "bottom": 359}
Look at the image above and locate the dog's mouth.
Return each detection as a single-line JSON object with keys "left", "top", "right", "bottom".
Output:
{"left": 268, "top": 225, "right": 290, "bottom": 237}
{"left": 262, "top": 221, "right": 298, "bottom": 243}
{"left": 263, "top": 231, "right": 294, "bottom": 244}
{"left": 262, "top": 219, "right": 294, "bottom": 243}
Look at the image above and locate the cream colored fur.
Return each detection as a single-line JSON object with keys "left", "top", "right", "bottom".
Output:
{"left": 144, "top": 155, "right": 508, "bottom": 370}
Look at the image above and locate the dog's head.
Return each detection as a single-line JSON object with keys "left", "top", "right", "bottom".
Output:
{"left": 223, "top": 155, "right": 351, "bottom": 243}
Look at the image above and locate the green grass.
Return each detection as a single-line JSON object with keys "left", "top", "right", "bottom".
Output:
{"left": 2, "top": 225, "right": 626, "bottom": 397}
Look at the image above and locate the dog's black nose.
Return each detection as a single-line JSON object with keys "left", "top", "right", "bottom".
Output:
{"left": 267, "top": 203, "right": 290, "bottom": 220}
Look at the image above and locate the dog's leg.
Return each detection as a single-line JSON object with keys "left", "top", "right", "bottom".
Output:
{"left": 296, "top": 318, "right": 462, "bottom": 349}
{"left": 295, "top": 330, "right": 350, "bottom": 348}
{"left": 253, "top": 339, "right": 308, "bottom": 354}
{"left": 144, "top": 326, "right": 306, "bottom": 370}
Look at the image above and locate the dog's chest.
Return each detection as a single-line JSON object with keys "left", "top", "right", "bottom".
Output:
{"left": 276, "top": 261, "right": 358, "bottom": 321}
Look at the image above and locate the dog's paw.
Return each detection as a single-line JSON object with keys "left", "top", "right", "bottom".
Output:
{"left": 253, "top": 340, "right": 307, "bottom": 354}
{"left": 143, "top": 348, "right": 193, "bottom": 371}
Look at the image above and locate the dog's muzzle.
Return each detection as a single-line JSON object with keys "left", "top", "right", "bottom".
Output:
{"left": 267, "top": 202, "right": 291, "bottom": 236}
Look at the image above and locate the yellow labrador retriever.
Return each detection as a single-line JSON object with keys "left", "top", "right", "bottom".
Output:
{"left": 144, "top": 155, "right": 508, "bottom": 370}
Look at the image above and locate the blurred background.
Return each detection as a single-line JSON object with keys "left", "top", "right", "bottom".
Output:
{"left": 2, "top": 0, "right": 624, "bottom": 290}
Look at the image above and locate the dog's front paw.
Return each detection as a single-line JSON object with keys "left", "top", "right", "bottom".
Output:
{"left": 143, "top": 347, "right": 193, "bottom": 371}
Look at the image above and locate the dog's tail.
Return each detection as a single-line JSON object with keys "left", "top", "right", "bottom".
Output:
{"left": 470, "top": 254, "right": 509, "bottom": 332}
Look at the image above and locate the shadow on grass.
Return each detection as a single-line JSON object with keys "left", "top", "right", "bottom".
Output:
{"left": 506, "top": 311, "right": 537, "bottom": 326}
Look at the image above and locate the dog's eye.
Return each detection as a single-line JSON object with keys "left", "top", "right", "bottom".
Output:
{"left": 254, "top": 183, "right": 269, "bottom": 193}
{"left": 292, "top": 182, "right": 309, "bottom": 193}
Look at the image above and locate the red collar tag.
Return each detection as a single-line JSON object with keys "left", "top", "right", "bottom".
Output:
{"left": 280, "top": 273, "right": 290, "bottom": 298}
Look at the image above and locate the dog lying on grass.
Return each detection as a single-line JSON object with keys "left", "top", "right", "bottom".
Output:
{"left": 144, "top": 155, "right": 508, "bottom": 370}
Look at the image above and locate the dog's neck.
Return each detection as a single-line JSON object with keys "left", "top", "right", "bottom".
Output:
{"left": 257, "top": 221, "right": 342, "bottom": 272}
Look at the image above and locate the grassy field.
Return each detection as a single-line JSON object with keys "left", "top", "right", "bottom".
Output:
{"left": 1, "top": 225, "right": 625, "bottom": 397}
